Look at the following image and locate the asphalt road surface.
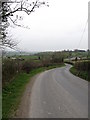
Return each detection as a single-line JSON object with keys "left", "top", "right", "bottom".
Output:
{"left": 29, "top": 64, "right": 88, "bottom": 118}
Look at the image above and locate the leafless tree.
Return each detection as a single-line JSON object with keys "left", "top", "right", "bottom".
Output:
{"left": 0, "top": 0, "right": 49, "bottom": 49}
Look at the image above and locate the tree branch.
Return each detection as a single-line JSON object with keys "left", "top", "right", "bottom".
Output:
{"left": 2, "top": 0, "right": 48, "bottom": 18}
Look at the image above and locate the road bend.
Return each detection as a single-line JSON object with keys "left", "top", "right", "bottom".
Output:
{"left": 29, "top": 64, "right": 88, "bottom": 118}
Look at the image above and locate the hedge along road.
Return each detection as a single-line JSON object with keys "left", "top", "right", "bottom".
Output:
{"left": 28, "top": 64, "right": 88, "bottom": 118}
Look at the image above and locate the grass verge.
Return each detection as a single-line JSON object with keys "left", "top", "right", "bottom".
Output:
{"left": 70, "top": 67, "right": 89, "bottom": 81}
{"left": 2, "top": 63, "right": 65, "bottom": 118}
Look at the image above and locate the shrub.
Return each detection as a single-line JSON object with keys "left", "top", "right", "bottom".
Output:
{"left": 74, "top": 61, "right": 89, "bottom": 71}
{"left": 42, "top": 59, "right": 51, "bottom": 67}
{"left": 22, "top": 60, "right": 43, "bottom": 73}
{"left": 2, "top": 59, "right": 18, "bottom": 85}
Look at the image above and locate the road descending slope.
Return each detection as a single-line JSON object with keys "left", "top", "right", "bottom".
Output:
{"left": 29, "top": 64, "right": 88, "bottom": 118}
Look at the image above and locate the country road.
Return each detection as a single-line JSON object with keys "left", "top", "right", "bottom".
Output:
{"left": 29, "top": 64, "right": 88, "bottom": 118}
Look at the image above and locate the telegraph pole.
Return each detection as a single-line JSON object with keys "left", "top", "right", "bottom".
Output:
{"left": 88, "top": 1, "right": 90, "bottom": 119}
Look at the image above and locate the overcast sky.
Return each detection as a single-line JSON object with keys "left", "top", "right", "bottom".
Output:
{"left": 8, "top": 0, "right": 89, "bottom": 52}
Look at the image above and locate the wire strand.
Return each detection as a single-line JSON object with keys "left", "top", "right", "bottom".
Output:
{"left": 77, "top": 19, "right": 88, "bottom": 49}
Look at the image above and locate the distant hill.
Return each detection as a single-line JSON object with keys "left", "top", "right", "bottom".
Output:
{"left": 3, "top": 50, "right": 39, "bottom": 57}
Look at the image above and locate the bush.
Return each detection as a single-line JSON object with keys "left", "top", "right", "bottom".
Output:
{"left": 74, "top": 61, "right": 89, "bottom": 71}
{"left": 2, "top": 59, "right": 18, "bottom": 85}
{"left": 51, "top": 55, "right": 64, "bottom": 64}
{"left": 70, "top": 61, "right": 90, "bottom": 81}
{"left": 22, "top": 60, "right": 43, "bottom": 73}
{"left": 22, "top": 60, "right": 35, "bottom": 73}
{"left": 41, "top": 59, "right": 51, "bottom": 67}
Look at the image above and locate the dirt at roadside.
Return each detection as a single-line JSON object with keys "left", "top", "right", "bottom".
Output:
{"left": 13, "top": 74, "right": 40, "bottom": 118}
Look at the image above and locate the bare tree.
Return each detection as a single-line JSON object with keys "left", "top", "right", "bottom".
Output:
{"left": 0, "top": 0, "right": 49, "bottom": 49}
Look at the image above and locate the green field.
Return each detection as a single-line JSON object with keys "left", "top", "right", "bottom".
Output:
{"left": 16, "top": 55, "right": 39, "bottom": 60}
